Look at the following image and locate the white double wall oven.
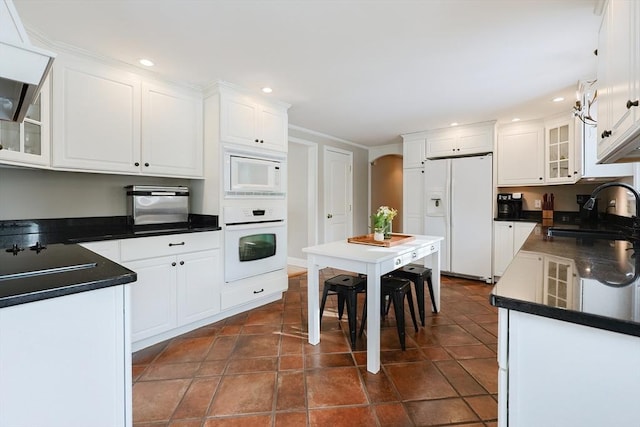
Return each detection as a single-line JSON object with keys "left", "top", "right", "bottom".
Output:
{"left": 222, "top": 145, "right": 288, "bottom": 286}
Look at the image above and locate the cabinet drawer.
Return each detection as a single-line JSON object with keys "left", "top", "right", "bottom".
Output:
{"left": 221, "top": 272, "right": 286, "bottom": 310}
{"left": 121, "top": 231, "right": 220, "bottom": 261}
{"left": 80, "top": 240, "right": 121, "bottom": 262}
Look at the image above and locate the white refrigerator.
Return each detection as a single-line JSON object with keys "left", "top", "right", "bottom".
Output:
{"left": 424, "top": 154, "right": 493, "bottom": 281}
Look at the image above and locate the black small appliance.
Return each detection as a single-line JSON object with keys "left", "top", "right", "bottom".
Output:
{"left": 497, "top": 193, "right": 523, "bottom": 219}
{"left": 577, "top": 194, "right": 598, "bottom": 225}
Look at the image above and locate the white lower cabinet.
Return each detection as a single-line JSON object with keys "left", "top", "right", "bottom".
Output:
{"left": 0, "top": 285, "right": 130, "bottom": 427}
{"left": 120, "top": 232, "right": 221, "bottom": 346}
{"left": 499, "top": 309, "right": 640, "bottom": 426}
{"left": 493, "top": 221, "right": 536, "bottom": 277}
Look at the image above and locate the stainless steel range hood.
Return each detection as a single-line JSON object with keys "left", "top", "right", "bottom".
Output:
{"left": 0, "top": 0, "right": 55, "bottom": 122}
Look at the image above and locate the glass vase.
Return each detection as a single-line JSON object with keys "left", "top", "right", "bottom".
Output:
{"left": 384, "top": 221, "right": 392, "bottom": 239}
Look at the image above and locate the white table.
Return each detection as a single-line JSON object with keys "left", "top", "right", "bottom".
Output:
{"left": 303, "top": 234, "right": 443, "bottom": 374}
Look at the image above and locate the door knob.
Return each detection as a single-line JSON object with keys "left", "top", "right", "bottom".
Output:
{"left": 327, "top": 213, "right": 333, "bottom": 219}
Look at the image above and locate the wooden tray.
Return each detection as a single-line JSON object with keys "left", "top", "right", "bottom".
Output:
{"left": 347, "top": 233, "right": 415, "bottom": 247}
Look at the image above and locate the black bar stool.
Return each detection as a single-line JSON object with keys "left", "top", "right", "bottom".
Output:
{"left": 387, "top": 264, "right": 437, "bottom": 326}
{"left": 359, "top": 276, "right": 418, "bottom": 351}
{"left": 320, "top": 274, "right": 367, "bottom": 349}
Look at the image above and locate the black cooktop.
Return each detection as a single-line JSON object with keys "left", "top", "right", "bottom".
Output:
{"left": 0, "top": 242, "right": 97, "bottom": 281}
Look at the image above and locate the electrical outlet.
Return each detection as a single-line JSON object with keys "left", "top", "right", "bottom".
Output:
{"left": 534, "top": 199, "right": 541, "bottom": 209}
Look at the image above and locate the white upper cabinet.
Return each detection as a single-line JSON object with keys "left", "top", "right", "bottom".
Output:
{"left": 401, "top": 134, "right": 426, "bottom": 168}
{"left": 51, "top": 52, "right": 204, "bottom": 178}
{"left": 498, "top": 116, "right": 583, "bottom": 186}
{"left": 497, "top": 120, "right": 545, "bottom": 186}
{"left": 0, "top": 76, "right": 50, "bottom": 168}
{"left": 544, "top": 115, "right": 580, "bottom": 184}
{"left": 426, "top": 121, "right": 494, "bottom": 159}
{"left": 141, "top": 81, "right": 203, "bottom": 177}
{"left": 597, "top": 0, "right": 640, "bottom": 163}
{"left": 52, "top": 53, "right": 141, "bottom": 174}
{"left": 219, "top": 85, "right": 288, "bottom": 152}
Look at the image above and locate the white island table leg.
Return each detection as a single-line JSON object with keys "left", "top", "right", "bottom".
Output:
{"left": 366, "top": 262, "right": 382, "bottom": 373}
{"left": 307, "top": 256, "right": 320, "bottom": 345}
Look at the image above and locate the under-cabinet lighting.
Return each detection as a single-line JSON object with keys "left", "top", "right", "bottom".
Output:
{"left": 512, "top": 118, "right": 521, "bottom": 122}
{"left": 139, "top": 58, "right": 154, "bottom": 67}
{"left": 450, "top": 122, "right": 458, "bottom": 126}
{"left": 262, "top": 87, "right": 273, "bottom": 94}
{"left": 552, "top": 97, "right": 564, "bottom": 102}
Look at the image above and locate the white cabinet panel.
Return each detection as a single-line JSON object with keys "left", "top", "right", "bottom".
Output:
{"left": 497, "top": 121, "right": 545, "bottom": 185}
{"left": 0, "top": 286, "right": 128, "bottom": 427}
{"left": 141, "top": 81, "right": 203, "bottom": 177}
{"left": 177, "top": 250, "right": 221, "bottom": 325}
{"left": 402, "top": 167, "right": 423, "bottom": 234}
{"left": 401, "top": 135, "right": 426, "bottom": 168}
{"left": 493, "top": 222, "right": 537, "bottom": 278}
{"left": 506, "top": 310, "right": 640, "bottom": 426}
{"left": 426, "top": 121, "right": 494, "bottom": 159}
{"left": 52, "top": 54, "right": 141, "bottom": 173}
{"left": 219, "top": 87, "right": 288, "bottom": 152}
{"left": 126, "top": 255, "right": 178, "bottom": 342}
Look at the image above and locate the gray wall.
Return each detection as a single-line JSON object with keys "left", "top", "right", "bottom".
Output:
{"left": 0, "top": 167, "right": 190, "bottom": 220}
{"left": 288, "top": 127, "right": 370, "bottom": 242}
{"left": 287, "top": 142, "right": 310, "bottom": 261}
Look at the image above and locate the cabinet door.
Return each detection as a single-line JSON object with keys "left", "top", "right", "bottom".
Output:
{"left": 608, "top": 0, "right": 636, "bottom": 137}
{"left": 141, "top": 81, "right": 203, "bottom": 177}
{"left": 497, "top": 123, "right": 545, "bottom": 185}
{"left": 126, "top": 256, "right": 177, "bottom": 342}
{"left": 457, "top": 125, "right": 493, "bottom": 156}
{"left": 493, "top": 222, "right": 515, "bottom": 277}
{"left": 426, "top": 130, "right": 456, "bottom": 158}
{"left": 258, "top": 103, "right": 288, "bottom": 151}
{"left": 402, "top": 167, "right": 424, "bottom": 234}
{"left": 177, "top": 250, "right": 221, "bottom": 325}
{"left": 402, "top": 135, "right": 426, "bottom": 168}
{"left": 52, "top": 54, "right": 141, "bottom": 173}
{"left": 220, "top": 92, "right": 258, "bottom": 145}
{"left": 0, "top": 76, "right": 50, "bottom": 167}
{"left": 545, "top": 119, "right": 575, "bottom": 184}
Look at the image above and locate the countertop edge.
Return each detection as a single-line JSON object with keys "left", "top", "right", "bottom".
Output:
{"left": 491, "top": 294, "right": 640, "bottom": 338}
{"left": 0, "top": 271, "right": 137, "bottom": 309}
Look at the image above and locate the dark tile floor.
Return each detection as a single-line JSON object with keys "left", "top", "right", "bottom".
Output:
{"left": 132, "top": 269, "right": 499, "bottom": 427}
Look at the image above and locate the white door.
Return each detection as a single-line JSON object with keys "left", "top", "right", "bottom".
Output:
{"left": 324, "top": 147, "right": 352, "bottom": 242}
{"left": 450, "top": 155, "right": 493, "bottom": 279}
{"left": 424, "top": 158, "right": 450, "bottom": 271}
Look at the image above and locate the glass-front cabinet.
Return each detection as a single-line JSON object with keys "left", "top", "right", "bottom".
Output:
{"left": 545, "top": 115, "right": 578, "bottom": 184}
{"left": 0, "top": 77, "right": 50, "bottom": 167}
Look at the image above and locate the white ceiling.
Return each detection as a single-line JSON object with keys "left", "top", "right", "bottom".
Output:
{"left": 14, "top": 0, "right": 603, "bottom": 147}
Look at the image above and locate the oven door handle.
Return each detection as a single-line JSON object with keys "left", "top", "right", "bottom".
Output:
{"left": 225, "top": 220, "right": 285, "bottom": 231}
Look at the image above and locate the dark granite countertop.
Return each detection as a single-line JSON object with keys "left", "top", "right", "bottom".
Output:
{"left": 0, "top": 214, "right": 220, "bottom": 248}
{"left": 0, "top": 244, "right": 136, "bottom": 308}
{"left": 0, "top": 214, "right": 219, "bottom": 308}
{"left": 491, "top": 223, "right": 640, "bottom": 337}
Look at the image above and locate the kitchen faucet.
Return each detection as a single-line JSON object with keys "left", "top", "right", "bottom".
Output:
{"left": 583, "top": 182, "right": 640, "bottom": 240}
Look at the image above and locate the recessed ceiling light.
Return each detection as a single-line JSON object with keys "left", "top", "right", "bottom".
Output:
{"left": 139, "top": 58, "right": 154, "bottom": 67}
{"left": 450, "top": 122, "right": 458, "bottom": 127}
{"left": 262, "top": 87, "right": 273, "bottom": 94}
{"left": 512, "top": 118, "right": 521, "bottom": 122}
{"left": 552, "top": 97, "right": 564, "bottom": 102}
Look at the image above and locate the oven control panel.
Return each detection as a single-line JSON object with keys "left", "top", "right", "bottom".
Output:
{"left": 223, "top": 206, "right": 286, "bottom": 224}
